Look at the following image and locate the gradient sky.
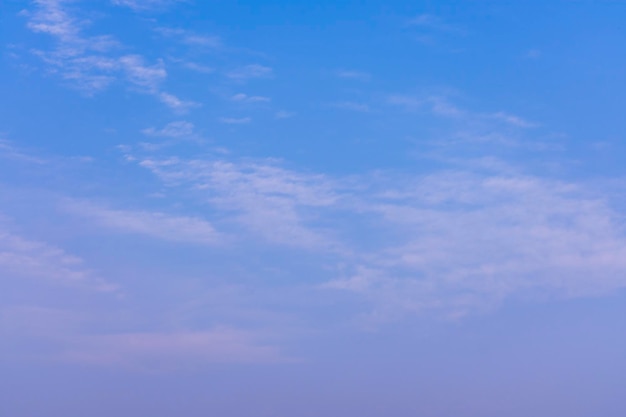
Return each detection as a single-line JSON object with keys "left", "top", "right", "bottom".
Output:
{"left": 2, "top": 1, "right": 626, "bottom": 416}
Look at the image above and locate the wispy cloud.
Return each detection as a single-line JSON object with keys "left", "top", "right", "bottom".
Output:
{"left": 156, "top": 27, "right": 221, "bottom": 48}
{"left": 129, "top": 148, "right": 626, "bottom": 320}
{"left": 25, "top": 0, "right": 196, "bottom": 110}
{"left": 142, "top": 121, "right": 195, "bottom": 138}
{"left": 388, "top": 94, "right": 464, "bottom": 117}
{"left": 323, "top": 167, "right": 626, "bottom": 321}
{"left": 0, "top": 139, "right": 46, "bottom": 164}
{"left": 275, "top": 110, "right": 295, "bottom": 119}
{"left": 336, "top": 70, "right": 371, "bottom": 81}
{"left": 63, "top": 200, "right": 222, "bottom": 245}
{"left": 409, "top": 13, "right": 464, "bottom": 34}
{"left": 26, "top": 0, "right": 120, "bottom": 93}
{"left": 139, "top": 121, "right": 198, "bottom": 149}
{"left": 135, "top": 156, "right": 340, "bottom": 249}
{"left": 388, "top": 94, "right": 537, "bottom": 144}
{"left": 182, "top": 61, "right": 214, "bottom": 74}
{"left": 489, "top": 111, "right": 538, "bottom": 128}
{"left": 159, "top": 92, "right": 201, "bottom": 112}
{"left": 0, "top": 219, "right": 116, "bottom": 292}
{"left": 111, "top": 0, "right": 186, "bottom": 12}
{"left": 62, "top": 328, "right": 283, "bottom": 366}
{"left": 1, "top": 305, "right": 285, "bottom": 367}
{"left": 231, "top": 93, "right": 271, "bottom": 103}
{"left": 219, "top": 117, "right": 252, "bottom": 125}
{"left": 118, "top": 55, "right": 166, "bottom": 91}
{"left": 227, "top": 64, "right": 273, "bottom": 81}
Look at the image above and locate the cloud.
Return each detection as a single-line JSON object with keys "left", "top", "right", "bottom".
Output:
{"left": 156, "top": 27, "right": 221, "bottom": 48}
{"left": 25, "top": 1, "right": 196, "bottom": 110}
{"left": 1, "top": 306, "right": 284, "bottom": 367}
{"left": 0, "top": 139, "right": 46, "bottom": 164}
{"left": 323, "top": 168, "right": 626, "bottom": 321}
{"left": 336, "top": 70, "right": 371, "bottom": 81}
{"left": 275, "top": 110, "right": 295, "bottom": 119}
{"left": 182, "top": 61, "right": 214, "bottom": 74}
{"left": 219, "top": 117, "right": 252, "bottom": 124}
{"left": 227, "top": 64, "right": 273, "bottom": 81}
{"left": 63, "top": 200, "right": 222, "bottom": 245}
{"left": 388, "top": 94, "right": 538, "bottom": 146}
{"left": 26, "top": 0, "right": 120, "bottom": 93}
{"left": 129, "top": 147, "right": 626, "bottom": 322}
{"left": 231, "top": 93, "right": 271, "bottom": 103}
{"left": 61, "top": 328, "right": 283, "bottom": 366}
{"left": 0, "top": 219, "right": 116, "bottom": 292}
{"left": 489, "top": 111, "right": 537, "bottom": 128}
{"left": 388, "top": 94, "right": 464, "bottom": 117}
{"left": 159, "top": 92, "right": 201, "bottom": 112}
{"left": 118, "top": 55, "right": 166, "bottom": 91}
{"left": 184, "top": 35, "right": 221, "bottom": 48}
{"left": 409, "top": 14, "right": 463, "bottom": 34}
{"left": 135, "top": 156, "right": 340, "bottom": 249}
{"left": 142, "top": 121, "right": 195, "bottom": 138}
{"left": 111, "top": 0, "right": 185, "bottom": 12}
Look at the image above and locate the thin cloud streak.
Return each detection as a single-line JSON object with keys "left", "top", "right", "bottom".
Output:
{"left": 227, "top": 64, "right": 273, "bottom": 81}
{"left": 63, "top": 200, "right": 223, "bottom": 245}
{"left": 220, "top": 117, "right": 252, "bottom": 124}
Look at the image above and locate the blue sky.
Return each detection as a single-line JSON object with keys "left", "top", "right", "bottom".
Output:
{"left": 2, "top": 1, "right": 626, "bottom": 416}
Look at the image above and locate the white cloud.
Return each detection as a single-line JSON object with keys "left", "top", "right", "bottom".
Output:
{"left": 275, "top": 110, "right": 295, "bottom": 119}
{"left": 409, "top": 13, "right": 463, "bottom": 34}
{"left": 388, "top": 94, "right": 537, "bottom": 143}
{"left": 183, "top": 34, "right": 221, "bottom": 48}
{"left": 231, "top": 93, "right": 271, "bottom": 103}
{"left": 219, "top": 117, "right": 252, "bottom": 125}
{"left": 183, "top": 61, "right": 214, "bottom": 74}
{"left": 63, "top": 200, "right": 222, "bottom": 245}
{"left": 324, "top": 168, "right": 626, "bottom": 321}
{"left": 388, "top": 94, "right": 465, "bottom": 117}
{"left": 490, "top": 111, "right": 537, "bottom": 128}
{"left": 336, "top": 70, "right": 371, "bottom": 81}
{"left": 25, "top": 1, "right": 196, "bottom": 110}
{"left": 118, "top": 142, "right": 626, "bottom": 320}
{"left": 156, "top": 27, "right": 221, "bottom": 48}
{"left": 118, "top": 55, "right": 167, "bottom": 91}
{"left": 0, "top": 139, "right": 46, "bottom": 164}
{"left": 111, "top": 0, "right": 185, "bottom": 12}
{"left": 159, "top": 92, "right": 201, "bottom": 112}
{"left": 26, "top": 0, "right": 120, "bottom": 93}
{"left": 0, "top": 219, "right": 116, "bottom": 291}
{"left": 136, "top": 156, "right": 340, "bottom": 249}
{"left": 227, "top": 64, "right": 273, "bottom": 81}
{"left": 142, "top": 121, "right": 195, "bottom": 138}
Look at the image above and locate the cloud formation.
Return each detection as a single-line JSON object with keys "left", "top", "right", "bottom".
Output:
{"left": 227, "top": 64, "right": 273, "bottom": 81}
{"left": 25, "top": 0, "right": 196, "bottom": 109}
{"left": 126, "top": 147, "right": 626, "bottom": 320}
{"left": 0, "top": 218, "right": 116, "bottom": 292}
{"left": 63, "top": 200, "right": 222, "bottom": 245}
